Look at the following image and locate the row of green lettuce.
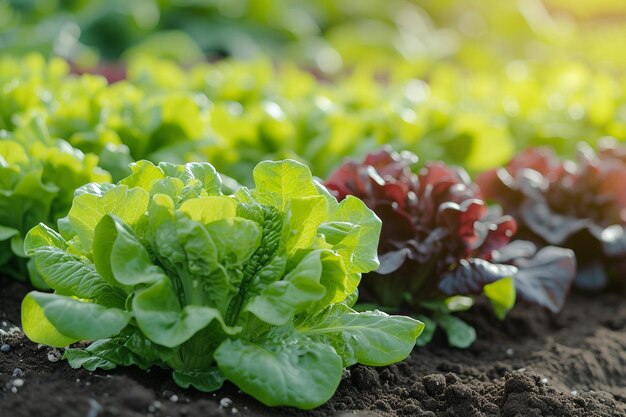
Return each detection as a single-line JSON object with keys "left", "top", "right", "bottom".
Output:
{"left": 3, "top": 54, "right": 626, "bottom": 180}
{"left": 3, "top": 0, "right": 626, "bottom": 73}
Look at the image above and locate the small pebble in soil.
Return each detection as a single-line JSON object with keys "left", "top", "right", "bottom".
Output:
{"left": 10, "top": 387, "right": 17, "bottom": 393}
{"left": 169, "top": 394, "right": 179, "bottom": 403}
{"left": 422, "top": 374, "right": 447, "bottom": 396}
{"left": 571, "top": 390, "right": 578, "bottom": 396}
{"left": 148, "top": 401, "right": 162, "bottom": 412}
{"left": 1, "top": 343, "right": 10, "bottom": 352}
{"left": 12, "top": 368, "right": 23, "bottom": 377}
{"left": 220, "top": 397, "right": 233, "bottom": 408}
{"left": 86, "top": 399, "right": 103, "bottom": 417}
{"left": 231, "top": 408, "right": 239, "bottom": 415}
{"left": 515, "top": 367, "right": 526, "bottom": 372}
{"left": 506, "top": 348, "right": 514, "bottom": 356}
{"left": 11, "top": 378, "right": 24, "bottom": 388}
{"left": 47, "top": 348, "right": 62, "bottom": 362}
{"left": 540, "top": 377, "right": 549, "bottom": 385}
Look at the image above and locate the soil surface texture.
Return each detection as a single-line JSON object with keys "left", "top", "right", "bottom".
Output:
{"left": 1, "top": 275, "right": 625, "bottom": 417}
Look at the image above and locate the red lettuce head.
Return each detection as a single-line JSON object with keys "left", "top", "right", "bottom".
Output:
{"left": 478, "top": 140, "right": 626, "bottom": 291}
{"left": 325, "top": 148, "right": 575, "bottom": 313}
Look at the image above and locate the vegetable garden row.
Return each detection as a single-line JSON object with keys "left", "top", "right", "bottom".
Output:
{"left": 0, "top": 51, "right": 625, "bottom": 415}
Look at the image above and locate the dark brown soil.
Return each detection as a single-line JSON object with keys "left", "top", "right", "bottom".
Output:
{"left": 1, "top": 275, "right": 625, "bottom": 417}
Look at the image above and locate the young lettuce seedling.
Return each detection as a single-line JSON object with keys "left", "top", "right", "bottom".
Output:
{"left": 325, "top": 148, "right": 575, "bottom": 348}
{"left": 21, "top": 159, "right": 422, "bottom": 409}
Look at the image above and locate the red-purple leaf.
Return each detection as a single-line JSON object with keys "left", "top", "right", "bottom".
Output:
{"left": 478, "top": 142, "right": 626, "bottom": 290}
{"left": 491, "top": 240, "right": 537, "bottom": 264}
{"left": 520, "top": 200, "right": 590, "bottom": 246}
{"left": 511, "top": 246, "right": 575, "bottom": 313}
{"left": 438, "top": 259, "right": 518, "bottom": 295}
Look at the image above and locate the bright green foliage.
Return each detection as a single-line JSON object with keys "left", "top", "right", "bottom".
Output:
{"left": 483, "top": 277, "right": 516, "bottom": 320}
{"left": 0, "top": 54, "right": 214, "bottom": 181}
{"left": 4, "top": 54, "right": 626, "bottom": 188}
{"left": 129, "top": 57, "right": 626, "bottom": 185}
{"left": 22, "top": 159, "right": 422, "bottom": 409}
{"left": 0, "top": 115, "right": 110, "bottom": 282}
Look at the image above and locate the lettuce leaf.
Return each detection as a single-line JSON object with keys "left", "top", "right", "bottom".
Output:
{"left": 0, "top": 116, "right": 110, "bottom": 282}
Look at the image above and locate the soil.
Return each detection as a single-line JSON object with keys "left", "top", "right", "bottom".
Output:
{"left": 1, "top": 275, "right": 625, "bottom": 417}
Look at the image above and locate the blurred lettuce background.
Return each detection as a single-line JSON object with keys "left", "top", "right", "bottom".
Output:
{"left": 3, "top": 0, "right": 626, "bottom": 72}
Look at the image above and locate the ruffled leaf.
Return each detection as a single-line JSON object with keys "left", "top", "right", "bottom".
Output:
{"left": 215, "top": 331, "right": 343, "bottom": 409}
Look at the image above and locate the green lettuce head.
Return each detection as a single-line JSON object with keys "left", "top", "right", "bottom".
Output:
{"left": 0, "top": 117, "right": 110, "bottom": 282}
{"left": 22, "top": 159, "right": 423, "bottom": 409}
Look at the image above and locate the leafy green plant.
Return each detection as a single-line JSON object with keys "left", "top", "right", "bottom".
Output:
{"left": 5, "top": 54, "right": 626, "bottom": 190}
{"left": 0, "top": 115, "right": 110, "bottom": 282}
{"left": 5, "top": 52, "right": 626, "bottom": 196}
{"left": 21, "top": 159, "right": 422, "bottom": 409}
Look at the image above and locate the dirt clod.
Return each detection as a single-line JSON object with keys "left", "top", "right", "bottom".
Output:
{"left": 422, "top": 374, "right": 446, "bottom": 397}
{"left": 351, "top": 365, "right": 381, "bottom": 392}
